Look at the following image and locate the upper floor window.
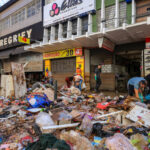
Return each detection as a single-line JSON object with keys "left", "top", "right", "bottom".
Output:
{"left": 0, "top": 17, "right": 10, "bottom": 32}
{"left": 72, "top": 19, "right": 77, "bottom": 35}
{"left": 82, "top": 16, "right": 88, "bottom": 35}
{"left": 62, "top": 22, "right": 67, "bottom": 38}
{"left": 11, "top": 8, "right": 25, "bottom": 25}
{"left": 27, "top": 0, "right": 41, "bottom": 18}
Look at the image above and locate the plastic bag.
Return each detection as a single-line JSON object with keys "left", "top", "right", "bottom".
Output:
{"left": 82, "top": 83, "right": 86, "bottom": 89}
{"left": 105, "top": 133, "right": 135, "bottom": 150}
{"left": 58, "top": 111, "right": 72, "bottom": 121}
{"left": 60, "top": 130, "right": 94, "bottom": 150}
{"left": 26, "top": 93, "right": 51, "bottom": 108}
{"left": 36, "top": 112, "right": 55, "bottom": 127}
{"left": 80, "top": 114, "right": 93, "bottom": 137}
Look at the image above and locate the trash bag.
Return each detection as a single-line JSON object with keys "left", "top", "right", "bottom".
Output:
{"left": 26, "top": 93, "right": 51, "bottom": 108}
{"left": 130, "top": 133, "right": 148, "bottom": 150}
{"left": 92, "top": 123, "right": 113, "bottom": 138}
{"left": 60, "top": 130, "right": 94, "bottom": 150}
{"left": 80, "top": 114, "right": 93, "bottom": 137}
{"left": 92, "top": 123, "right": 103, "bottom": 134}
{"left": 35, "top": 112, "right": 55, "bottom": 128}
{"left": 105, "top": 133, "right": 135, "bottom": 150}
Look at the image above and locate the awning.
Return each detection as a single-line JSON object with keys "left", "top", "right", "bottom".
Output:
{"left": 25, "top": 17, "right": 150, "bottom": 53}
{"left": 0, "top": 46, "right": 26, "bottom": 59}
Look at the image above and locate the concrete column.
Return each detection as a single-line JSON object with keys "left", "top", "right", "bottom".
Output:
{"left": 50, "top": 26, "right": 55, "bottom": 42}
{"left": 58, "top": 23, "right": 63, "bottom": 40}
{"left": 43, "top": 28, "right": 48, "bottom": 43}
{"left": 100, "top": 0, "right": 105, "bottom": 32}
{"left": 77, "top": 17, "right": 82, "bottom": 36}
{"left": 67, "top": 20, "right": 72, "bottom": 39}
{"left": 132, "top": 0, "right": 136, "bottom": 24}
{"left": 115, "top": 0, "right": 119, "bottom": 28}
{"left": 88, "top": 13, "right": 92, "bottom": 34}
{"left": 84, "top": 49, "right": 90, "bottom": 90}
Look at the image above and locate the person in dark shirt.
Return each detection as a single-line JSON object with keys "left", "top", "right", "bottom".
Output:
{"left": 95, "top": 64, "right": 102, "bottom": 92}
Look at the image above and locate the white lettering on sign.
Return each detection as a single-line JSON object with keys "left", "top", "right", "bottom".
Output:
{"left": 21, "top": 31, "right": 25, "bottom": 37}
{"left": 0, "top": 29, "right": 33, "bottom": 48}
{"left": 0, "top": 40, "right": 3, "bottom": 47}
{"left": 8, "top": 36, "right": 13, "bottom": 44}
{"left": 4, "top": 38, "right": 7, "bottom": 46}
{"left": 13, "top": 34, "right": 18, "bottom": 43}
{"left": 27, "top": 29, "right": 32, "bottom": 38}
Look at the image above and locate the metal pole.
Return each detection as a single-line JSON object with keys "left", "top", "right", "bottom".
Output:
{"left": 54, "top": 80, "right": 57, "bottom": 100}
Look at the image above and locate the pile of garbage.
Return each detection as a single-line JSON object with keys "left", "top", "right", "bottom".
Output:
{"left": 1, "top": 85, "right": 150, "bottom": 150}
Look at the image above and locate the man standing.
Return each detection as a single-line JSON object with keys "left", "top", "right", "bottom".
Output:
{"left": 95, "top": 64, "right": 102, "bottom": 92}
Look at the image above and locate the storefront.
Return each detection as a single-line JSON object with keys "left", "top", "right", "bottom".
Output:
{"left": 43, "top": 48, "right": 84, "bottom": 87}
{"left": 0, "top": 22, "right": 44, "bottom": 83}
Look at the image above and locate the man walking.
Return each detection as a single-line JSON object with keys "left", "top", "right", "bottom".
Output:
{"left": 95, "top": 64, "right": 102, "bottom": 92}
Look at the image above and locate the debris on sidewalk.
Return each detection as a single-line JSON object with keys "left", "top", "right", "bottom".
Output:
{"left": 1, "top": 80, "right": 150, "bottom": 150}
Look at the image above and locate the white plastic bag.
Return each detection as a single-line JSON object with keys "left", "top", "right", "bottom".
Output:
{"left": 82, "top": 83, "right": 86, "bottom": 89}
{"left": 36, "top": 112, "right": 55, "bottom": 127}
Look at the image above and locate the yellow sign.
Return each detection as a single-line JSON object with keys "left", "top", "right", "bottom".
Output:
{"left": 43, "top": 48, "right": 82, "bottom": 60}
{"left": 76, "top": 56, "right": 85, "bottom": 79}
{"left": 18, "top": 36, "right": 30, "bottom": 44}
{"left": 45, "top": 60, "right": 51, "bottom": 77}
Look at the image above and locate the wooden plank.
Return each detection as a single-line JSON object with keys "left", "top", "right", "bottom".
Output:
{"left": 11, "top": 63, "right": 27, "bottom": 98}
{"left": 1, "top": 75, "right": 14, "bottom": 98}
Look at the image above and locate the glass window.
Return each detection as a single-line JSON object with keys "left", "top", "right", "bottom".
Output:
{"left": 11, "top": 8, "right": 25, "bottom": 25}
{"left": 72, "top": 19, "right": 77, "bottom": 35}
{"left": 27, "top": 0, "right": 41, "bottom": 18}
{"left": 82, "top": 16, "right": 88, "bottom": 35}
{"left": 55, "top": 24, "right": 59, "bottom": 40}
{"left": 62, "top": 22, "right": 67, "bottom": 38}
{"left": 0, "top": 17, "right": 10, "bottom": 32}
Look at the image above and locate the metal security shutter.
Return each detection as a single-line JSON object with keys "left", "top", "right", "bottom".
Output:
{"left": 51, "top": 57, "right": 76, "bottom": 87}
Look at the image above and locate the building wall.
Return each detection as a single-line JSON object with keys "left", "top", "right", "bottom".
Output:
{"left": 136, "top": 0, "right": 150, "bottom": 23}
{"left": 0, "top": 0, "right": 42, "bottom": 37}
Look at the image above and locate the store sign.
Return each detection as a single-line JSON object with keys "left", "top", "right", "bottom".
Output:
{"left": 98, "top": 37, "right": 115, "bottom": 52}
{"left": 18, "top": 36, "right": 30, "bottom": 45}
{"left": 76, "top": 56, "right": 84, "bottom": 79}
{"left": 43, "top": 48, "right": 82, "bottom": 59}
{"left": 146, "top": 37, "right": 150, "bottom": 49}
{"left": 0, "top": 22, "right": 43, "bottom": 50}
{"left": 44, "top": 0, "right": 96, "bottom": 26}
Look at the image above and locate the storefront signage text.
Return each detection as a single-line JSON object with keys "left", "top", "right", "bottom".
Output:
{"left": 44, "top": 0, "right": 95, "bottom": 26}
{"left": 0, "top": 22, "right": 43, "bottom": 50}
{"left": 0, "top": 29, "right": 32, "bottom": 47}
{"left": 43, "top": 48, "right": 82, "bottom": 59}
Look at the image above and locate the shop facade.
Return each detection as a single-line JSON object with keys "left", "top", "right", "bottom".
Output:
{"left": 26, "top": 0, "right": 150, "bottom": 91}
{"left": 43, "top": 48, "right": 84, "bottom": 87}
{"left": 0, "top": 0, "right": 44, "bottom": 84}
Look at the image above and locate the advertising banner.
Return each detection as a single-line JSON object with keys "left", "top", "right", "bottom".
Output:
{"left": 44, "top": 0, "right": 96, "bottom": 26}
{"left": 43, "top": 48, "right": 82, "bottom": 59}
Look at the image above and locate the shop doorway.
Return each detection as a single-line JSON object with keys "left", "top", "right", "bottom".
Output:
{"left": 115, "top": 50, "right": 142, "bottom": 92}
{"left": 51, "top": 57, "right": 76, "bottom": 87}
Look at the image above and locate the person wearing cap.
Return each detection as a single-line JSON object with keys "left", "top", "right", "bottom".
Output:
{"left": 95, "top": 64, "right": 102, "bottom": 93}
{"left": 127, "top": 77, "right": 147, "bottom": 99}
